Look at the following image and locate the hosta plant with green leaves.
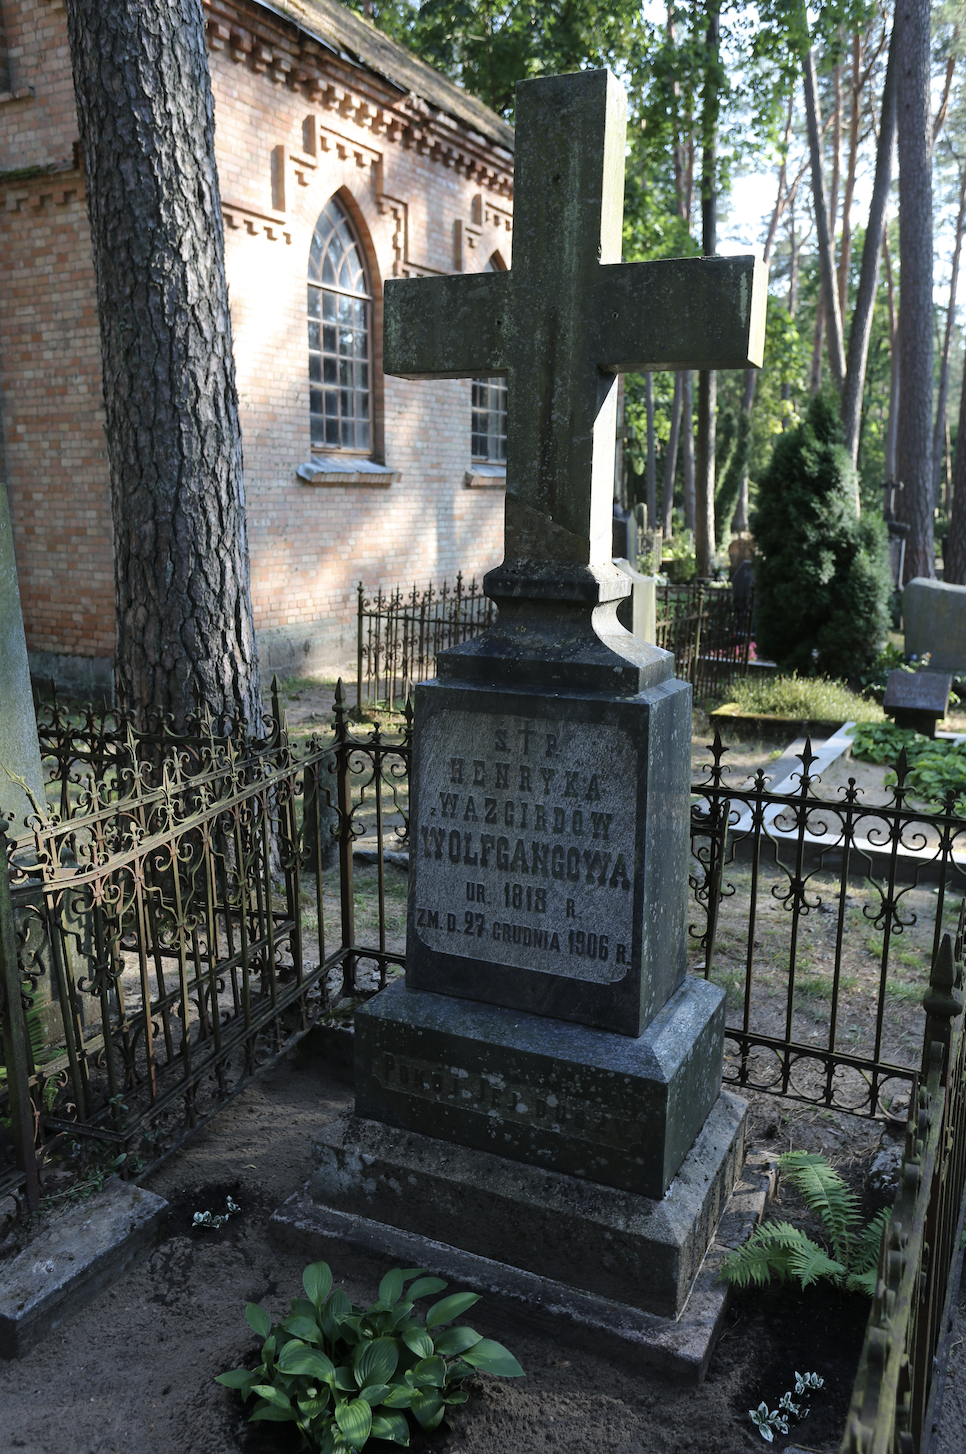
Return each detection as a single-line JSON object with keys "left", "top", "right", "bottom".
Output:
{"left": 216, "top": 1260, "right": 524, "bottom": 1451}
{"left": 721, "top": 1152, "right": 889, "bottom": 1295}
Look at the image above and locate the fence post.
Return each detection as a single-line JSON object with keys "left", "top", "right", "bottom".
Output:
{"left": 0, "top": 827, "right": 40, "bottom": 1213}
{"left": 356, "top": 583, "right": 364, "bottom": 717}
{"left": 333, "top": 681, "right": 356, "bottom": 996}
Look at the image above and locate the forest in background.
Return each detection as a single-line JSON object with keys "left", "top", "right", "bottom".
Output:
{"left": 345, "top": 0, "right": 966, "bottom": 583}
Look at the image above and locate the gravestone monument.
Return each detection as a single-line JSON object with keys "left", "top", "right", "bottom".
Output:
{"left": 277, "top": 70, "right": 766, "bottom": 1359}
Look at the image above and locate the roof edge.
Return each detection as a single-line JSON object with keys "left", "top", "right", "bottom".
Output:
{"left": 256, "top": 0, "right": 514, "bottom": 153}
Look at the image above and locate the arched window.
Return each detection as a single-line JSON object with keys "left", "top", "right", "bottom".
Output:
{"left": 471, "top": 255, "right": 507, "bottom": 464}
{"left": 308, "top": 198, "right": 371, "bottom": 451}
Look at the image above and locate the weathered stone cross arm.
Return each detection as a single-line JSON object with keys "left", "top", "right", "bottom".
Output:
{"left": 380, "top": 68, "right": 767, "bottom": 693}
{"left": 383, "top": 254, "right": 765, "bottom": 381}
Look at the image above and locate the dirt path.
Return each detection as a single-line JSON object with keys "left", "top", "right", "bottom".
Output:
{"left": 1, "top": 1045, "right": 894, "bottom": 1454}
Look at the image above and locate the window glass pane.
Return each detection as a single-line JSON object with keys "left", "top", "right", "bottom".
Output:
{"left": 472, "top": 376, "right": 507, "bottom": 462}
{"left": 307, "top": 197, "right": 373, "bottom": 456}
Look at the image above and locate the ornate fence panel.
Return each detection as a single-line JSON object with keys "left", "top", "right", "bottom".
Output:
{"left": 690, "top": 730, "right": 966, "bottom": 1119}
{"left": 840, "top": 906, "right": 966, "bottom": 1454}
{"left": 356, "top": 575, "right": 496, "bottom": 714}
{"left": 0, "top": 684, "right": 410, "bottom": 1218}
{"left": 655, "top": 580, "right": 755, "bottom": 698}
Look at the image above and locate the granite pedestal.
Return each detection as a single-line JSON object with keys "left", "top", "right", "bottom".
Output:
{"left": 298, "top": 1087, "right": 747, "bottom": 1323}
{"left": 354, "top": 977, "right": 724, "bottom": 1198}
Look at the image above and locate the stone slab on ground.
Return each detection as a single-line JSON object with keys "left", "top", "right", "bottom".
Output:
{"left": 271, "top": 1117, "right": 771, "bottom": 1383}
{"left": 354, "top": 976, "right": 725, "bottom": 1197}
{"left": 302, "top": 1089, "right": 747, "bottom": 1321}
{"left": 0, "top": 1177, "right": 168, "bottom": 1358}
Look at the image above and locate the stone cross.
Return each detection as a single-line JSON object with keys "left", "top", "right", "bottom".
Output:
{"left": 384, "top": 69, "right": 766, "bottom": 629}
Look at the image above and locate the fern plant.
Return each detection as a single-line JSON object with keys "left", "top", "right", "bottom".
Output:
{"left": 721, "top": 1151, "right": 890, "bottom": 1295}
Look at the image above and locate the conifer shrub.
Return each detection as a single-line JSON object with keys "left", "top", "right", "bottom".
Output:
{"left": 751, "top": 396, "right": 891, "bottom": 680}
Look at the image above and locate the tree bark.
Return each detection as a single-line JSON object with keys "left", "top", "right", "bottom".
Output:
{"left": 894, "top": 0, "right": 935, "bottom": 581}
{"left": 841, "top": 24, "right": 896, "bottom": 469}
{"left": 662, "top": 374, "right": 683, "bottom": 535}
{"left": 645, "top": 372, "right": 657, "bottom": 530}
{"left": 933, "top": 164, "right": 966, "bottom": 505}
{"left": 64, "top": 0, "right": 261, "bottom": 733}
{"left": 695, "top": 0, "right": 720, "bottom": 579}
{"left": 802, "top": 44, "right": 847, "bottom": 389}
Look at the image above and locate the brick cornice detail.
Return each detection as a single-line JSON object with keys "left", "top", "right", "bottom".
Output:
{"left": 203, "top": 0, "right": 512, "bottom": 199}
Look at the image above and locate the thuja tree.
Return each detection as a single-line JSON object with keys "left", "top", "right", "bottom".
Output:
{"left": 751, "top": 395, "right": 891, "bottom": 680}
{"left": 65, "top": 0, "right": 261, "bottom": 733}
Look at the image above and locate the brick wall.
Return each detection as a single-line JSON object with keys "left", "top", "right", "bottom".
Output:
{"left": 0, "top": 0, "right": 513, "bottom": 690}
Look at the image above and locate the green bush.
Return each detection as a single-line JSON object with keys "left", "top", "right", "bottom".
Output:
{"left": 217, "top": 1260, "right": 523, "bottom": 1451}
{"left": 751, "top": 396, "right": 892, "bottom": 680}
{"left": 727, "top": 673, "right": 885, "bottom": 724}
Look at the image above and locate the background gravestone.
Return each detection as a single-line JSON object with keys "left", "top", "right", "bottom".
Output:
{"left": 883, "top": 669, "right": 951, "bottom": 737}
{"left": 904, "top": 577, "right": 966, "bottom": 674}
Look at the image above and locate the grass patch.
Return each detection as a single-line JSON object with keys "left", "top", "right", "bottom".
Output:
{"left": 885, "top": 980, "right": 923, "bottom": 1003}
{"left": 726, "top": 674, "right": 885, "bottom": 724}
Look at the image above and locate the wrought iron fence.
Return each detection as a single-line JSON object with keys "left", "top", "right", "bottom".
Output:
{"left": 690, "top": 729, "right": 966, "bottom": 1120}
{"left": 841, "top": 904, "right": 966, "bottom": 1454}
{"left": 655, "top": 579, "right": 755, "bottom": 699}
{"left": 356, "top": 575, "right": 496, "bottom": 714}
{"left": 0, "top": 683, "right": 410, "bottom": 1217}
{"left": 355, "top": 574, "right": 752, "bottom": 717}
{"left": 6, "top": 687, "right": 966, "bottom": 1445}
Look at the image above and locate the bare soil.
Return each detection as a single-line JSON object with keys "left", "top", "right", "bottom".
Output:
{"left": 0, "top": 1044, "right": 904, "bottom": 1454}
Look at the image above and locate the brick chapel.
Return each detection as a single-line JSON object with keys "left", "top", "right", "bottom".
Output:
{"left": 0, "top": 0, "right": 514, "bottom": 694}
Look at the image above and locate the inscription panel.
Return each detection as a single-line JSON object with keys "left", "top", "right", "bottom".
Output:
{"left": 374, "top": 1049, "right": 645, "bottom": 1151}
{"left": 412, "top": 709, "right": 637, "bottom": 984}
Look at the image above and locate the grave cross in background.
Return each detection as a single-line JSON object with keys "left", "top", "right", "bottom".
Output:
{"left": 385, "top": 67, "right": 766, "bottom": 690}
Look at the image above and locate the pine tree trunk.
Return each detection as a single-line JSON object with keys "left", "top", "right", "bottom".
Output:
{"left": 946, "top": 363, "right": 966, "bottom": 583}
{"left": 695, "top": 0, "right": 720, "bottom": 579}
{"left": 836, "top": 31, "right": 863, "bottom": 319}
{"left": 932, "top": 166, "right": 966, "bottom": 503}
{"left": 662, "top": 374, "right": 683, "bottom": 535}
{"left": 645, "top": 372, "right": 657, "bottom": 530}
{"left": 64, "top": 0, "right": 261, "bottom": 733}
{"left": 682, "top": 371, "right": 696, "bottom": 531}
{"left": 802, "top": 44, "right": 846, "bottom": 388}
{"left": 894, "top": 0, "right": 935, "bottom": 581}
{"left": 841, "top": 24, "right": 896, "bottom": 470}
{"left": 883, "top": 233, "right": 899, "bottom": 480}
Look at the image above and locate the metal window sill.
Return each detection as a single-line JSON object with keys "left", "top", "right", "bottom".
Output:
{"left": 465, "top": 466, "right": 506, "bottom": 488}
{"left": 297, "top": 459, "right": 400, "bottom": 486}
